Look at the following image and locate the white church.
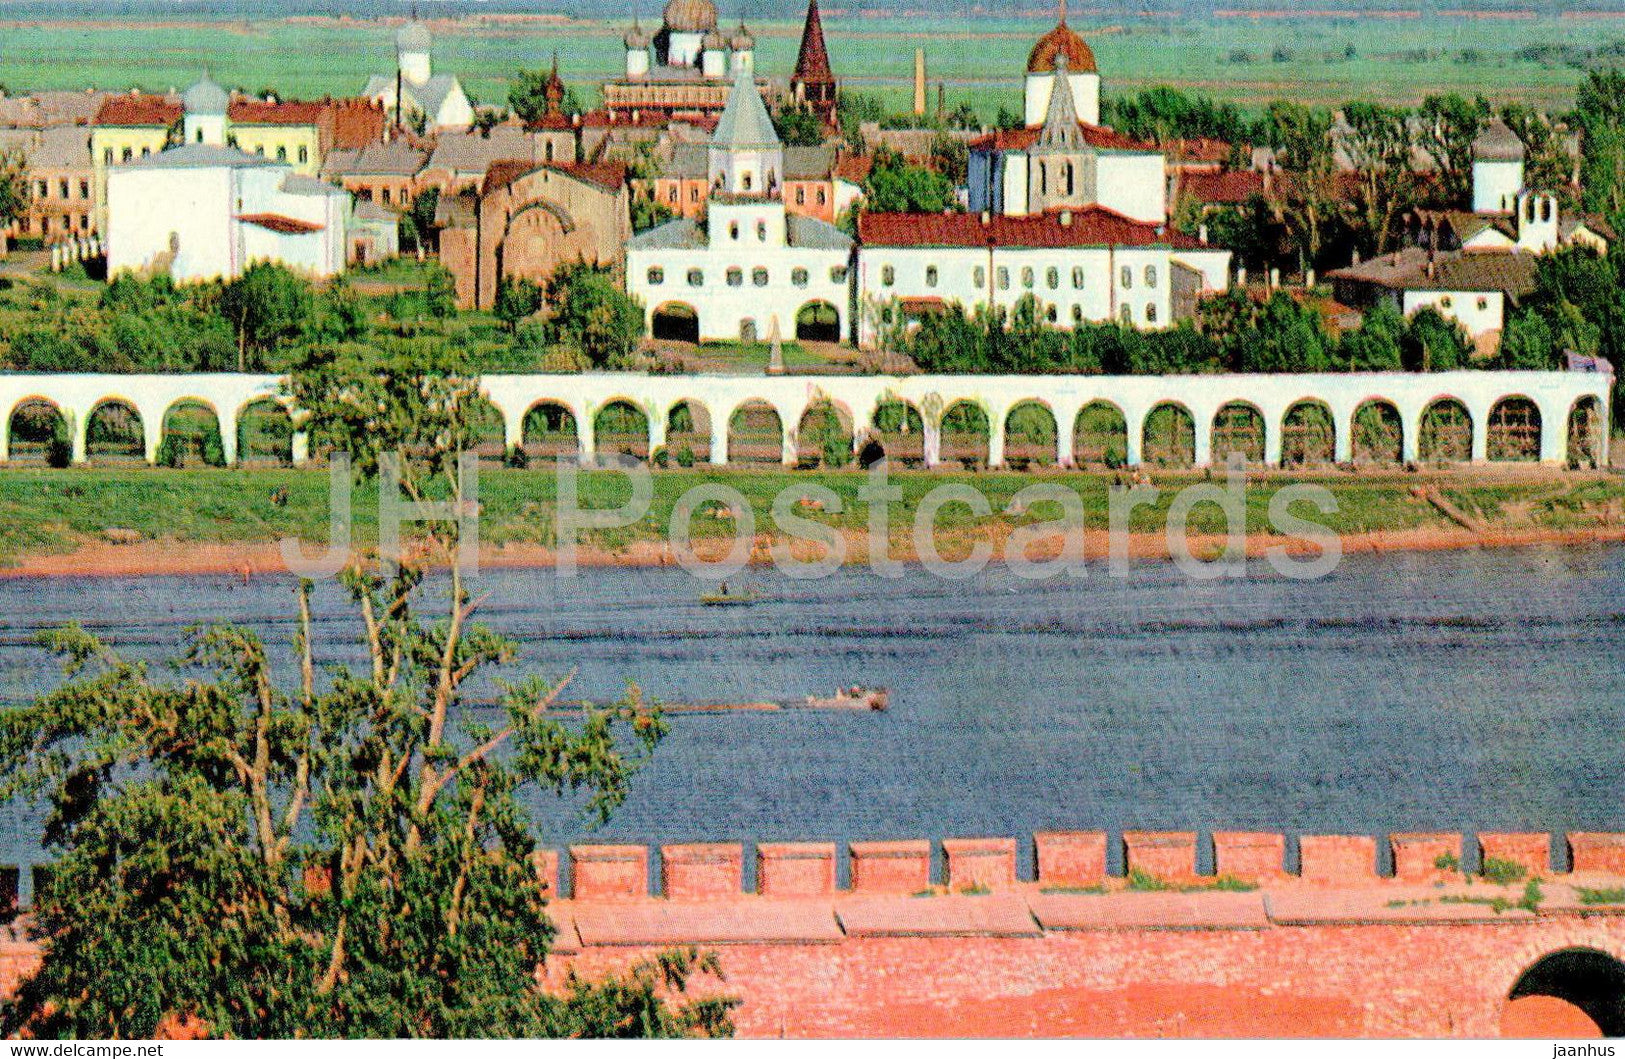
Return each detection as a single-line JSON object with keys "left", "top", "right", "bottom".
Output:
{"left": 362, "top": 20, "right": 475, "bottom": 131}
{"left": 105, "top": 76, "right": 352, "bottom": 284}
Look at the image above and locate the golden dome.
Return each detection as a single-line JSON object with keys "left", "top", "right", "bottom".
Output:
{"left": 663, "top": 0, "right": 718, "bottom": 33}
{"left": 1027, "top": 21, "right": 1097, "bottom": 75}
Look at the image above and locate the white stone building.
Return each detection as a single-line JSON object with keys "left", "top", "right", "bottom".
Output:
{"left": 855, "top": 209, "right": 1232, "bottom": 347}
{"left": 626, "top": 68, "right": 853, "bottom": 344}
{"left": 362, "top": 21, "right": 475, "bottom": 131}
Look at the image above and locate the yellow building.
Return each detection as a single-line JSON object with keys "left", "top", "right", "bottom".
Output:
{"left": 89, "top": 94, "right": 182, "bottom": 229}
{"left": 226, "top": 99, "right": 325, "bottom": 176}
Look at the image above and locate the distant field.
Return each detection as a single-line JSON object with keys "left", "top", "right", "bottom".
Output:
{"left": 0, "top": 12, "right": 1615, "bottom": 119}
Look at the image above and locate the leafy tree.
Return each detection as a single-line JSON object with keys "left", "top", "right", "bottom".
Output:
{"left": 0, "top": 148, "right": 25, "bottom": 231}
{"left": 1499, "top": 308, "right": 1557, "bottom": 369}
{"left": 1417, "top": 94, "right": 1491, "bottom": 206}
{"left": 219, "top": 262, "right": 315, "bottom": 371}
{"left": 546, "top": 263, "right": 644, "bottom": 369}
{"left": 1103, "top": 87, "right": 1253, "bottom": 146}
{"left": 494, "top": 275, "right": 544, "bottom": 333}
{"left": 1337, "top": 298, "right": 1406, "bottom": 371}
{"left": 1576, "top": 68, "right": 1625, "bottom": 224}
{"left": 1403, "top": 305, "right": 1472, "bottom": 371}
{"left": 1501, "top": 103, "right": 1575, "bottom": 206}
{"left": 1263, "top": 101, "right": 1340, "bottom": 272}
{"left": 929, "top": 133, "right": 969, "bottom": 187}
{"left": 400, "top": 188, "right": 441, "bottom": 256}
{"left": 773, "top": 105, "right": 826, "bottom": 147}
{"left": 0, "top": 343, "right": 736, "bottom": 1039}
{"left": 1208, "top": 289, "right": 1333, "bottom": 373}
{"left": 862, "top": 148, "right": 957, "bottom": 214}
{"left": 1342, "top": 101, "right": 1416, "bottom": 257}
{"left": 507, "top": 68, "right": 561, "bottom": 126}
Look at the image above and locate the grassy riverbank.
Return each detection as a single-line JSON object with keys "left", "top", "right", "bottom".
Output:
{"left": 1, "top": 465, "right": 1621, "bottom": 575}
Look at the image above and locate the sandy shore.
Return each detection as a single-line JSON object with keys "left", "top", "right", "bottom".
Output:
{"left": 4, "top": 524, "right": 1624, "bottom": 580}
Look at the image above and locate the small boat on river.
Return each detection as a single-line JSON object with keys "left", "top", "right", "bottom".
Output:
{"left": 550, "top": 687, "right": 889, "bottom": 716}
{"left": 700, "top": 582, "right": 761, "bottom": 607}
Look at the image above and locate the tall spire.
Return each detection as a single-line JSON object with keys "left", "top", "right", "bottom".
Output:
{"left": 793, "top": 0, "right": 835, "bottom": 86}
{"left": 1036, "top": 54, "right": 1083, "bottom": 149}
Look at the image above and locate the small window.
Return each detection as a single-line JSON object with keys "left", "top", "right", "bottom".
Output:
{"left": 742, "top": 172, "right": 753, "bottom": 192}
{"left": 792, "top": 267, "right": 809, "bottom": 287}
{"left": 58, "top": 179, "right": 69, "bottom": 199}
{"left": 1045, "top": 305, "right": 1058, "bottom": 323}
{"left": 103, "top": 148, "right": 114, "bottom": 165}
{"left": 816, "top": 188, "right": 827, "bottom": 205}
{"left": 1146, "top": 303, "right": 1158, "bottom": 324}
{"left": 1021, "top": 267, "right": 1034, "bottom": 289}
{"left": 795, "top": 187, "right": 806, "bottom": 205}
{"left": 882, "top": 265, "right": 896, "bottom": 287}
{"left": 1072, "top": 266, "right": 1085, "bottom": 290}
{"left": 35, "top": 181, "right": 47, "bottom": 198}
{"left": 752, "top": 267, "right": 769, "bottom": 287}
{"left": 668, "top": 186, "right": 679, "bottom": 203}
{"left": 141, "top": 147, "right": 151, "bottom": 158}
{"left": 1440, "top": 296, "right": 1453, "bottom": 309}
{"left": 727, "top": 268, "right": 743, "bottom": 287}
{"left": 1047, "top": 267, "right": 1059, "bottom": 290}
{"left": 688, "top": 268, "right": 705, "bottom": 287}
{"left": 647, "top": 267, "right": 665, "bottom": 285}
{"left": 690, "top": 187, "right": 700, "bottom": 202}
{"left": 1120, "top": 266, "right": 1133, "bottom": 290}
{"left": 254, "top": 146, "right": 264, "bottom": 156}
{"left": 299, "top": 146, "right": 309, "bottom": 164}
{"left": 121, "top": 148, "right": 133, "bottom": 162}
{"left": 79, "top": 180, "right": 90, "bottom": 199}
{"left": 1120, "top": 304, "right": 1133, "bottom": 323}
{"left": 544, "top": 142, "right": 554, "bottom": 162}
{"left": 195, "top": 129, "right": 204, "bottom": 144}
{"left": 973, "top": 266, "right": 986, "bottom": 287}
{"left": 276, "top": 146, "right": 288, "bottom": 161}
{"left": 1071, "top": 305, "right": 1084, "bottom": 324}
{"left": 925, "top": 266, "right": 939, "bottom": 288}
{"left": 997, "top": 267, "right": 1010, "bottom": 290}
{"left": 1477, "top": 297, "right": 1489, "bottom": 311}
{"left": 1145, "top": 266, "right": 1157, "bottom": 288}
{"left": 382, "top": 188, "right": 392, "bottom": 205}
{"left": 757, "top": 221, "right": 767, "bottom": 242}
{"left": 830, "top": 265, "right": 848, "bottom": 284}
{"left": 729, "top": 221, "right": 740, "bottom": 241}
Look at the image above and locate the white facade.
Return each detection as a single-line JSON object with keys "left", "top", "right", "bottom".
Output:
{"left": 1403, "top": 289, "right": 1504, "bottom": 340}
{"left": 1472, "top": 158, "right": 1525, "bottom": 215}
{"left": 106, "top": 146, "right": 348, "bottom": 283}
{"left": 1024, "top": 70, "right": 1099, "bottom": 127}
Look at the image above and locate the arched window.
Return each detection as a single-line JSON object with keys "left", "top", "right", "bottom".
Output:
{"left": 1046, "top": 305, "right": 1058, "bottom": 323}
{"left": 276, "top": 146, "right": 288, "bottom": 161}
{"left": 1121, "top": 266, "right": 1133, "bottom": 289}
{"left": 1046, "top": 267, "right": 1059, "bottom": 290}
{"left": 742, "top": 172, "right": 753, "bottom": 191}
{"left": 757, "top": 221, "right": 767, "bottom": 241}
{"left": 1541, "top": 198, "right": 1553, "bottom": 222}
{"left": 1071, "top": 305, "right": 1084, "bottom": 324}
{"left": 1021, "top": 267, "right": 1035, "bottom": 289}
{"left": 729, "top": 221, "right": 740, "bottom": 240}
{"left": 817, "top": 188, "right": 827, "bottom": 205}
{"left": 925, "top": 266, "right": 939, "bottom": 288}
{"left": 792, "top": 267, "right": 809, "bottom": 287}
{"left": 795, "top": 187, "right": 806, "bottom": 204}
{"left": 1120, "top": 304, "right": 1132, "bottom": 323}
{"left": 687, "top": 268, "right": 705, "bottom": 287}
{"left": 997, "top": 268, "right": 1010, "bottom": 290}
{"left": 974, "top": 266, "right": 986, "bottom": 287}
{"left": 1072, "top": 266, "right": 1085, "bottom": 289}
{"left": 882, "top": 265, "right": 896, "bottom": 287}
{"left": 1065, "top": 162, "right": 1075, "bottom": 196}
{"left": 647, "top": 267, "right": 665, "bottom": 285}
{"left": 726, "top": 268, "right": 743, "bottom": 287}
{"left": 544, "top": 141, "right": 554, "bottom": 162}
{"left": 752, "top": 267, "right": 769, "bottom": 287}
{"left": 298, "top": 145, "right": 309, "bottom": 164}
{"left": 1039, "top": 162, "right": 1048, "bottom": 195}
{"left": 1146, "top": 303, "right": 1158, "bottom": 324}
{"left": 1145, "top": 265, "right": 1157, "bottom": 288}
{"left": 668, "top": 186, "right": 679, "bottom": 203}
{"left": 831, "top": 265, "right": 848, "bottom": 284}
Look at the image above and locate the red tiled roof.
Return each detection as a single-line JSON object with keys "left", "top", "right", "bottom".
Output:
{"left": 970, "top": 122, "right": 1154, "bottom": 153}
{"left": 227, "top": 99, "right": 328, "bottom": 125}
{"left": 833, "top": 154, "right": 874, "bottom": 183}
{"left": 1177, "top": 169, "right": 1267, "bottom": 205}
{"left": 578, "top": 109, "right": 718, "bottom": 132}
{"left": 482, "top": 160, "right": 628, "bottom": 195}
{"left": 329, "top": 98, "right": 387, "bottom": 150}
{"left": 94, "top": 94, "right": 182, "bottom": 128}
{"left": 237, "top": 213, "right": 324, "bottom": 234}
{"left": 858, "top": 207, "right": 1206, "bottom": 250}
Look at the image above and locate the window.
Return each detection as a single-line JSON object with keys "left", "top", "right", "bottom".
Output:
{"left": 141, "top": 147, "right": 151, "bottom": 158}
{"left": 792, "top": 267, "right": 809, "bottom": 287}
{"left": 757, "top": 221, "right": 767, "bottom": 242}
{"left": 925, "top": 266, "right": 939, "bottom": 288}
{"left": 668, "top": 186, "right": 679, "bottom": 203}
{"left": 752, "top": 267, "right": 769, "bottom": 287}
{"left": 795, "top": 187, "right": 806, "bottom": 205}
{"left": 647, "top": 267, "right": 665, "bottom": 285}
{"left": 1145, "top": 266, "right": 1157, "bottom": 288}
{"left": 1064, "top": 162, "right": 1075, "bottom": 196}
{"left": 1120, "top": 266, "right": 1133, "bottom": 289}
{"left": 729, "top": 221, "right": 740, "bottom": 241}
{"left": 1477, "top": 297, "right": 1489, "bottom": 311}
{"left": 973, "top": 266, "right": 987, "bottom": 287}
{"left": 1072, "top": 305, "right": 1084, "bottom": 324}
{"left": 35, "top": 180, "right": 47, "bottom": 199}
{"left": 1046, "top": 267, "right": 1059, "bottom": 290}
{"left": 544, "top": 142, "right": 554, "bottom": 162}
{"left": 816, "top": 188, "right": 827, "bottom": 205}
{"left": 687, "top": 268, "right": 704, "bottom": 287}
{"left": 882, "top": 265, "right": 896, "bottom": 287}
{"left": 103, "top": 148, "right": 113, "bottom": 165}
{"left": 830, "top": 265, "right": 848, "bottom": 284}
{"left": 276, "top": 146, "right": 288, "bottom": 161}
{"left": 299, "top": 146, "right": 309, "bottom": 164}
{"left": 121, "top": 148, "right": 132, "bottom": 162}
{"left": 1046, "top": 305, "right": 1058, "bottom": 323}
{"left": 195, "top": 129, "right": 204, "bottom": 144}
{"left": 58, "top": 179, "right": 69, "bottom": 199}
{"left": 1440, "top": 296, "right": 1453, "bottom": 309}
{"left": 997, "top": 267, "right": 1010, "bottom": 290}
{"left": 254, "top": 146, "right": 264, "bottom": 156}
{"left": 690, "top": 187, "right": 700, "bottom": 203}
{"left": 1120, "top": 304, "right": 1132, "bottom": 323}
{"left": 742, "top": 172, "right": 753, "bottom": 191}
{"left": 1146, "top": 304, "right": 1158, "bottom": 324}
{"left": 227, "top": 135, "right": 238, "bottom": 148}
{"left": 79, "top": 180, "right": 90, "bottom": 199}
{"left": 726, "top": 268, "right": 744, "bottom": 287}
{"left": 1021, "top": 267, "right": 1034, "bottom": 289}
{"left": 382, "top": 188, "right": 392, "bottom": 205}
{"left": 1072, "top": 266, "right": 1085, "bottom": 289}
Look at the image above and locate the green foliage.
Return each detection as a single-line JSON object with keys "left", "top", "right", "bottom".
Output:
{"left": 1342, "top": 100, "right": 1417, "bottom": 256}
{"left": 1577, "top": 887, "right": 1625, "bottom": 905}
{"left": 1577, "top": 67, "right": 1625, "bottom": 224}
{"left": 546, "top": 263, "right": 644, "bottom": 370}
{"left": 1433, "top": 852, "right": 1462, "bottom": 873}
{"left": 1501, "top": 102, "right": 1576, "bottom": 208}
{"left": 1337, "top": 298, "right": 1405, "bottom": 371}
{"left": 219, "top": 262, "right": 316, "bottom": 372}
{"left": 861, "top": 147, "right": 958, "bottom": 215}
{"left": 494, "top": 275, "right": 544, "bottom": 333}
{"left": 0, "top": 149, "right": 25, "bottom": 228}
{"left": 1403, "top": 306, "right": 1472, "bottom": 372}
{"left": 1103, "top": 86, "right": 1254, "bottom": 146}
{"left": 1417, "top": 94, "right": 1491, "bottom": 206}
{"left": 1480, "top": 857, "right": 1528, "bottom": 886}
{"left": 399, "top": 188, "right": 441, "bottom": 256}
{"left": 773, "top": 105, "right": 826, "bottom": 147}
{"left": 507, "top": 67, "right": 561, "bottom": 126}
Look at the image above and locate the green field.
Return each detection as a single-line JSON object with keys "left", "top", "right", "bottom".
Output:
{"left": 1, "top": 465, "right": 1618, "bottom": 568}
{"left": 0, "top": 13, "right": 1615, "bottom": 120}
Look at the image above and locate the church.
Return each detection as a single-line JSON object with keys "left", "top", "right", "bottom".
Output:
{"left": 967, "top": 9, "right": 1167, "bottom": 225}
{"left": 602, "top": 0, "right": 757, "bottom": 122}
{"left": 362, "top": 20, "right": 475, "bottom": 131}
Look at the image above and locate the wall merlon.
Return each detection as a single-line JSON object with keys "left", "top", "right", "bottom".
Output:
{"left": 756, "top": 842, "right": 837, "bottom": 897}
{"left": 1298, "top": 835, "right": 1379, "bottom": 884}
{"left": 660, "top": 843, "right": 744, "bottom": 899}
{"left": 1212, "top": 832, "right": 1286, "bottom": 881}
{"left": 1122, "top": 831, "right": 1198, "bottom": 882}
{"left": 1034, "top": 831, "right": 1107, "bottom": 888}
{"left": 532, "top": 849, "right": 560, "bottom": 899}
{"left": 942, "top": 838, "right": 1018, "bottom": 892}
{"left": 1391, "top": 833, "right": 1462, "bottom": 883}
{"left": 1568, "top": 832, "right": 1625, "bottom": 875}
{"left": 1478, "top": 833, "right": 1551, "bottom": 877}
{"left": 569, "top": 844, "right": 648, "bottom": 900}
{"left": 849, "top": 840, "right": 932, "bottom": 894}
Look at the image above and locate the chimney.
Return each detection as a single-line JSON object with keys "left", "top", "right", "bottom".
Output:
{"left": 1237, "top": 266, "right": 1247, "bottom": 286}
{"left": 914, "top": 49, "right": 927, "bottom": 117}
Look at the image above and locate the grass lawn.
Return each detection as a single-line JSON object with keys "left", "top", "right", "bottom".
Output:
{"left": 1, "top": 465, "right": 1619, "bottom": 568}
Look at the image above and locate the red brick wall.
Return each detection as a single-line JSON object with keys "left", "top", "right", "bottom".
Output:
{"left": 757, "top": 843, "right": 836, "bottom": 897}
{"left": 661, "top": 844, "right": 743, "bottom": 900}
{"left": 849, "top": 841, "right": 930, "bottom": 895}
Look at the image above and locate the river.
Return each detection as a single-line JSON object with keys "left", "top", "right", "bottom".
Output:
{"left": 0, "top": 546, "right": 1622, "bottom": 880}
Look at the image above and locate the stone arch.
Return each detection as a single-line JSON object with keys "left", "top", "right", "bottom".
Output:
{"left": 6, "top": 397, "right": 70, "bottom": 467}
{"left": 941, "top": 400, "right": 991, "bottom": 470}
{"left": 236, "top": 398, "right": 293, "bottom": 466}
{"left": 1004, "top": 399, "right": 1058, "bottom": 470}
{"left": 159, "top": 398, "right": 224, "bottom": 468}
{"left": 1141, "top": 402, "right": 1196, "bottom": 469}
{"left": 1418, "top": 397, "right": 1473, "bottom": 465}
{"left": 796, "top": 299, "right": 841, "bottom": 343}
{"left": 870, "top": 398, "right": 925, "bottom": 467}
{"left": 666, "top": 400, "right": 713, "bottom": 466}
{"left": 1281, "top": 400, "right": 1335, "bottom": 468}
{"left": 651, "top": 301, "right": 700, "bottom": 343}
{"left": 1073, "top": 401, "right": 1128, "bottom": 469}
{"left": 796, "top": 400, "right": 853, "bottom": 469}
{"left": 1352, "top": 398, "right": 1403, "bottom": 466}
{"left": 1568, "top": 395, "right": 1605, "bottom": 470}
{"left": 464, "top": 395, "right": 508, "bottom": 465}
{"left": 1211, "top": 401, "right": 1266, "bottom": 466}
{"left": 1488, "top": 396, "right": 1542, "bottom": 463}
{"left": 1502, "top": 948, "right": 1625, "bottom": 1038}
{"left": 727, "top": 399, "right": 783, "bottom": 465}
{"left": 594, "top": 399, "right": 651, "bottom": 461}
{"left": 522, "top": 400, "right": 579, "bottom": 462}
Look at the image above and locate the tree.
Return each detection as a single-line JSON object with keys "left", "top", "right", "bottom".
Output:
{"left": 0, "top": 148, "right": 26, "bottom": 232}
{"left": 1501, "top": 103, "right": 1574, "bottom": 206}
{"left": 400, "top": 187, "right": 441, "bottom": 256}
{"left": 773, "top": 106, "right": 826, "bottom": 147}
{"left": 494, "top": 275, "right": 544, "bottom": 333}
{"left": 1576, "top": 68, "right": 1625, "bottom": 224}
{"left": 1263, "top": 101, "right": 1340, "bottom": 273}
{"left": 0, "top": 343, "right": 737, "bottom": 1039}
{"left": 219, "top": 263, "right": 314, "bottom": 372}
{"left": 862, "top": 148, "right": 957, "bottom": 214}
{"left": 546, "top": 263, "right": 644, "bottom": 369}
{"left": 1337, "top": 298, "right": 1406, "bottom": 370}
{"left": 1342, "top": 101, "right": 1416, "bottom": 257}
{"left": 507, "top": 68, "right": 560, "bottom": 126}
{"left": 1499, "top": 308, "right": 1557, "bottom": 369}
{"left": 1403, "top": 305, "right": 1472, "bottom": 371}
{"left": 1417, "top": 94, "right": 1491, "bottom": 206}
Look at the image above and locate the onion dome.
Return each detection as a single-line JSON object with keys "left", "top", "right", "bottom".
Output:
{"left": 702, "top": 29, "right": 728, "bottom": 51}
{"left": 663, "top": 0, "right": 719, "bottom": 33}
{"left": 183, "top": 74, "right": 228, "bottom": 116}
{"left": 396, "top": 20, "right": 431, "bottom": 52}
{"left": 730, "top": 22, "right": 755, "bottom": 50}
{"left": 625, "top": 20, "right": 651, "bottom": 48}
{"left": 1027, "top": 19, "right": 1097, "bottom": 75}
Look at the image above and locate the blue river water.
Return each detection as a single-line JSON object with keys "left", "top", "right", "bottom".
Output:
{"left": 0, "top": 546, "right": 1622, "bottom": 880}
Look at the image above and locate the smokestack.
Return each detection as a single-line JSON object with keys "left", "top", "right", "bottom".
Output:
{"left": 914, "top": 49, "right": 927, "bottom": 117}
